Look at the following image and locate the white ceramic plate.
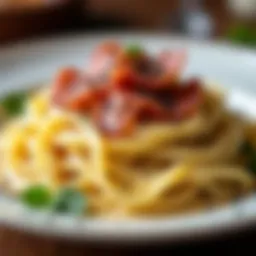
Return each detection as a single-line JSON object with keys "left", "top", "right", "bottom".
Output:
{"left": 0, "top": 32, "right": 256, "bottom": 244}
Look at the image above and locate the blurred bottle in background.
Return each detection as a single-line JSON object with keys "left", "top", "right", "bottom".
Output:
{"left": 183, "top": 0, "right": 214, "bottom": 39}
{"left": 170, "top": 0, "right": 215, "bottom": 39}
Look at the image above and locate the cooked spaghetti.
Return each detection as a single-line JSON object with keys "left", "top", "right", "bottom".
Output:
{"left": 0, "top": 42, "right": 255, "bottom": 218}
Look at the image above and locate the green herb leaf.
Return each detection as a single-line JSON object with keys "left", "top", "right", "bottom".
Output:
{"left": 125, "top": 44, "right": 144, "bottom": 58}
{"left": 227, "top": 25, "right": 256, "bottom": 47}
{"left": 21, "top": 185, "right": 53, "bottom": 209}
{"left": 52, "top": 188, "right": 86, "bottom": 215}
{"left": 1, "top": 91, "right": 28, "bottom": 117}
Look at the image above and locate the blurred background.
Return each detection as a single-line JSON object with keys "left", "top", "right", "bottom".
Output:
{"left": 0, "top": 0, "right": 255, "bottom": 47}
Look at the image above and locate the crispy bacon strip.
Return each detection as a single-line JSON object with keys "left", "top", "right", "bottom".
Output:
{"left": 52, "top": 67, "right": 107, "bottom": 112}
{"left": 168, "top": 78, "right": 203, "bottom": 121}
{"left": 158, "top": 49, "right": 187, "bottom": 78}
{"left": 93, "top": 81, "right": 202, "bottom": 137}
{"left": 52, "top": 67, "right": 80, "bottom": 106}
{"left": 112, "top": 50, "right": 187, "bottom": 90}
{"left": 51, "top": 43, "right": 203, "bottom": 137}
{"left": 93, "top": 92, "right": 137, "bottom": 137}
{"left": 86, "top": 41, "right": 121, "bottom": 79}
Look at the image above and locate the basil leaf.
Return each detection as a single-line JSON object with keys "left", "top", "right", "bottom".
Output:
{"left": 21, "top": 185, "right": 53, "bottom": 209}
{"left": 227, "top": 25, "right": 256, "bottom": 47}
{"left": 1, "top": 91, "right": 27, "bottom": 117}
{"left": 52, "top": 188, "right": 86, "bottom": 215}
{"left": 125, "top": 44, "right": 144, "bottom": 57}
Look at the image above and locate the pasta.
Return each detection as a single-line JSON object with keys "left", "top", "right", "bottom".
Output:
{"left": 0, "top": 42, "right": 255, "bottom": 218}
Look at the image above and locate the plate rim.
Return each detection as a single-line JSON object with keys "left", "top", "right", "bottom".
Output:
{"left": 0, "top": 30, "right": 255, "bottom": 53}
{"left": 0, "top": 32, "right": 256, "bottom": 242}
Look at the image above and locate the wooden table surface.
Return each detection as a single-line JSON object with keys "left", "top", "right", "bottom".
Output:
{"left": 1, "top": 224, "right": 256, "bottom": 255}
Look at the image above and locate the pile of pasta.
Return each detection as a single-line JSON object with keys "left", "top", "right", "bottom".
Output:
{"left": 0, "top": 84, "right": 255, "bottom": 218}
